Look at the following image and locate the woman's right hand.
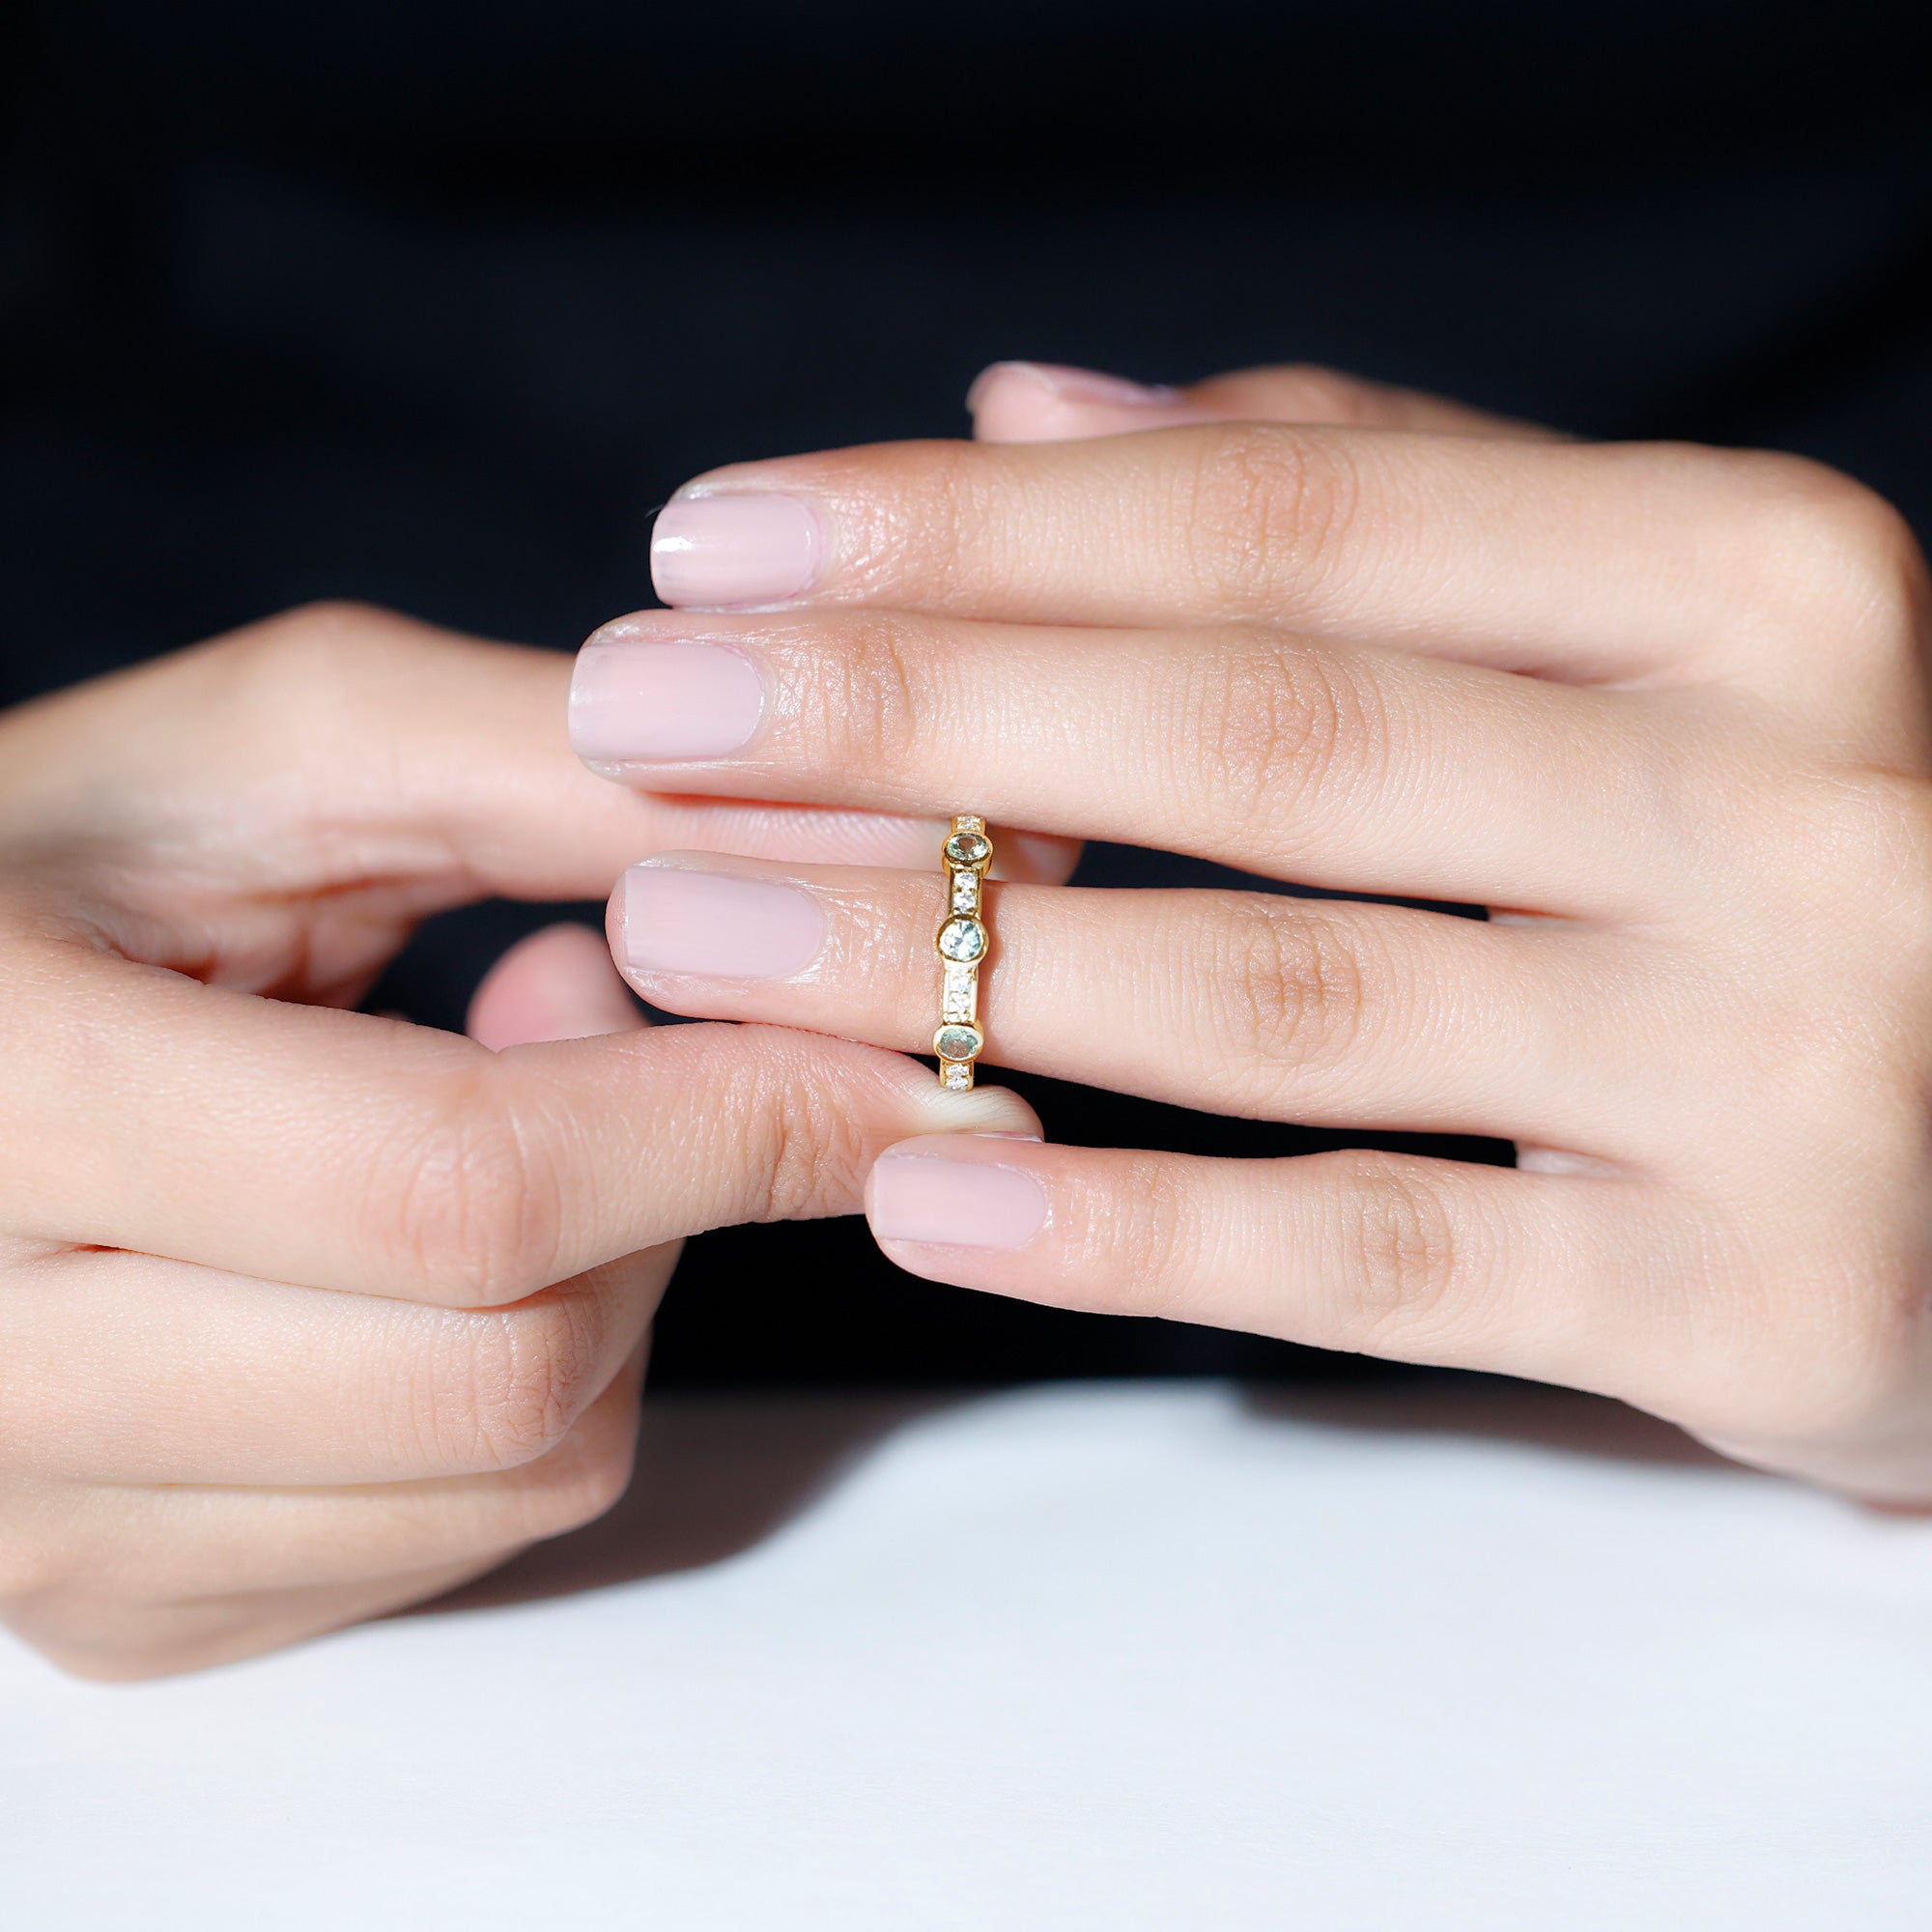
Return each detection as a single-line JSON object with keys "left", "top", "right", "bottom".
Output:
{"left": 0, "top": 601, "right": 1040, "bottom": 1680}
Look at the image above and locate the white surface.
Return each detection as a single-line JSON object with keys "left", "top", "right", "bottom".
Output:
{"left": 4, "top": 1379, "right": 1931, "bottom": 1929}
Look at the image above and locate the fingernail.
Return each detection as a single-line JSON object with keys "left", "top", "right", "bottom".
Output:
{"left": 569, "top": 638, "right": 764, "bottom": 762}
{"left": 966, "top": 361, "right": 1179, "bottom": 412}
{"left": 651, "top": 493, "right": 825, "bottom": 608}
{"left": 869, "top": 1151, "right": 1049, "bottom": 1250}
{"left": 619, "top": 865, "right": 825, "bottom": 980}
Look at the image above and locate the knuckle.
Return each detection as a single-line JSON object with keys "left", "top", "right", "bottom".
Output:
{"left": 638, "top": 1027, "right": 877, "bottom": 1232}
{"left": 923, "top": 441, "right": 1012, "bottom": 602}
{"left": 1761, "top": 459, "right": 1918, "bottom": 580}
{"left": 774, "top": 611, "right": 931, "bottom": 785}
{"left": 1211, "top": 903, "right": 1378, "bottom": 1103}
{"left": 744, "top": 1056, "right": 872, "bottom": 1224}
{"left": 833, "top": 438, "right": 994, "bottom": 603}
{"left": 1081, "top": 1152, "right": 1202, "bottom": 1321}
{"left": 437, "top": 1291, "right": 611, "bottom": 1472}
{"left": 511, "top": 1405, "right": 641, "bottom": 1539}
{"left": 209, "top": 599, "right": 398, "bottom": 692}
{"left": 1329, "top": 1153, "right": 1477, "bottom": 1343}
{"left": 369, "top": 1070, "right": 565, "bottom": 1304}
{"left": 1190, "top": 638, "right": 1385, "bottom": 859}
{"left": 1181, "top": 425, "right": 1358, "bottom": 618}
{"left": 190, "top": 602, "right": 422, "bottom": 786}
{"left": 1721, "top": 452, "right": 1927, "bottom": 654}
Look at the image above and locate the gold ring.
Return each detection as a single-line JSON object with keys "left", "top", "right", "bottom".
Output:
{"left": 934, "top": 814, "right": 993, "bottom": 1090}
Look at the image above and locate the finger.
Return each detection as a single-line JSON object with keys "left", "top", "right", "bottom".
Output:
{"left": 566, "top": 628, "right": 1078, "bottom": 882}
{"left": 0, "top": 600, "right": 984, "bottom": 895}
{"left": 0, "top": 1247, "right": 663, "bottom": 1485}
{"left": 9, "top": 1339, "right": 646, "bottom": 1619}
{"left": 4, "top": 1337, "right": 651, "bottom": 1678}
{"left": 607, "top": 856, "right": 1634, "bottom": 1149}
{"left": 969, "top": 359, "right": 1557, "bottom": 444}
{"left": 565, "top": 612, "right": 1687, "bottom": 912}
{"left": 6, "top": 1554, "right": 514, "bottom": 1680}
{"left": 468, "top": 922, "right": 645, "bottom": 1049}
{"left": 1, "top": 925, "right": 1040, "bottom": 1303}
{"left": 646, "top": 425, "right": 1906, "bottom": 688}
{"left": 865, "top": 1136, "right": 1662, "bottom": 1397}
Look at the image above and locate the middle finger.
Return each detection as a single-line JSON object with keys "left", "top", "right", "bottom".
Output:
{"left": 0, "top": 1247, "right": 664, "bottom": 1486}
{"left": 572, "top": 610, "right": 1711, "bottom": 916}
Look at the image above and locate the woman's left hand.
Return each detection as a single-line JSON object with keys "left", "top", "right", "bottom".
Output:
{"left": 568, "top": 360, "right": 1932, "bottom": 1500}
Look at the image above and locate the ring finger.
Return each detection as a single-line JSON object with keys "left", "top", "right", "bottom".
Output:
{"left": 607, "top": 853, "right": 1659, "bottom": 1156}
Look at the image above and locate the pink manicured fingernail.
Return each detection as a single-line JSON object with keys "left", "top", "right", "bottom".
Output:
{"left": 569, "top": 639, "right": 764, "bottom": 762}
{"left": 651, "top": 493, "right": 825, "bottom": 608}
{"left": 619, "top": 865, "right": 825, "bottom": 980}
{"left": 967, "top": 361, "right": 1179, "bottom": 411}
{"left": 968, "top": 362, "right": 1207, "bottom": 444}
{"left": 869, "top": 1151, "right": 1049, "bottom": 1250}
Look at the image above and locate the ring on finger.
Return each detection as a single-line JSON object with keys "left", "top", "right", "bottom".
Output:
{"left": 934, "top": 815, "right": 993, "bottom": 1090}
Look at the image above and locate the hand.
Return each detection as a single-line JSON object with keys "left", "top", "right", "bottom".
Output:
{"left": 570, "top": 359, "right": 1932, "bottom": 1500}
{"left": 0, "top": 602, "right": 1038, "bottom": 1678}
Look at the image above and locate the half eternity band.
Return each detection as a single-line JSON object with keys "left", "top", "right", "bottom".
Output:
{"left": 933, "top": 814, "right": 993, "bottom": 1090}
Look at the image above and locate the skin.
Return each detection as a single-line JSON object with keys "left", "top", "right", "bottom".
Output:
{"left": 0, "top": 604, "right": 1042, "bottom": 1679}
{"left": 13, "top": 359, "right": 1931, "bottom": 1674}
{"left": 586, "top": 359, "right": 1932, "bottom": 1502}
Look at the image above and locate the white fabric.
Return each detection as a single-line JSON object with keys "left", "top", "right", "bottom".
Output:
{"left": 3, "top": 1380, "right": 1929, "bottom": 1928}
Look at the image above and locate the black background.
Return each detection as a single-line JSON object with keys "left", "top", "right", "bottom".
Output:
{"left": 4, "top": 2, "right": 1929, "bottom": 1382}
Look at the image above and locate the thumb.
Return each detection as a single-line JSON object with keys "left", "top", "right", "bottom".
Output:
{"left": 469, "top": 923, "right": 646, "bottom": 1050}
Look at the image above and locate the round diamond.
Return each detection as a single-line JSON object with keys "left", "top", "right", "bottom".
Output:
{"left": 934, "top": 1024, "right": 983, "bottom": 1062}
{"left": 944, "top": 830, "right": 991, "bottom": 867}
{"left": 937, "top": 917, "right": 986, "bottom": 962}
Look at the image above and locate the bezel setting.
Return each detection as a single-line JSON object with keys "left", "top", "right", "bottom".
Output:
{"left": 934, "top": 1023, "right": 984, "bottom": 1063}
{"left": 936, "top": 916, "right": 988, "bottom": 963}
{"left": 943, "top": 830, "right": 992, "bottom": 867}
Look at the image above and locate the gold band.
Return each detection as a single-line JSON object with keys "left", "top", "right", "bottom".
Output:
{"left": 934, "top": 814, "right": 993, "bottom": 1090}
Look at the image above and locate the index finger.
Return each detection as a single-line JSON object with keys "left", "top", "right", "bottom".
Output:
{"left": 2, "top": 928, "right": 1037, "bottom": 1304}
{"left": 647, "top": 427, "right": 1906, "bottom": 690}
